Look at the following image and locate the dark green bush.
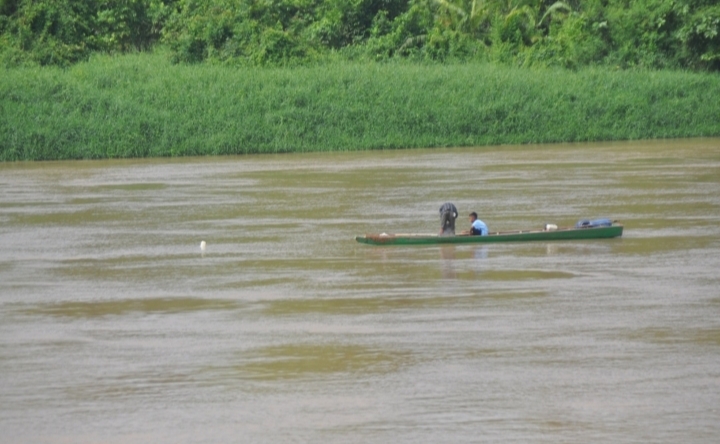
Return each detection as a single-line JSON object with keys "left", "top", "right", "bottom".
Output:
{"left": 1, "top": 0, "right": 719, "bottom": 70}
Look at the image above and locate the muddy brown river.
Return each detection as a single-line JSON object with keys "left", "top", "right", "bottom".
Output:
{"left": 1, "top": 138, "right": 719, "bottom": 443}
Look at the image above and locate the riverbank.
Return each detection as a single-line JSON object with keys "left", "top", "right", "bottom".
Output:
{"left": 2, "top": 53, "right": 720, "bottom": 161}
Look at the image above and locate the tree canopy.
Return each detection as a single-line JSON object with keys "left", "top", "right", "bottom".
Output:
{"left": 1, "top": 0, "right": 718, "bottom": 70}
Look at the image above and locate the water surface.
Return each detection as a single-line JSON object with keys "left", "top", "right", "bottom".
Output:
{"left": 1, "top": 138, "right": 719, "bottom": 443}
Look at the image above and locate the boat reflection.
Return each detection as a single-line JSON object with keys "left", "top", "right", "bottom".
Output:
{"left": 474, "top": 246, "right": 489, "bottom": 259}
{"left": 439, "top": 245, "right": 456, "bottom": 279}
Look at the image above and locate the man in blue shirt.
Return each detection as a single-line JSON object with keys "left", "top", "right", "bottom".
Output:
{"left": 464, "top": 212, "right": 488, "bottom": 236}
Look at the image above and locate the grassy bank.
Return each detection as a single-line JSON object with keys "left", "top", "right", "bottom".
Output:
{"left": 2, "top": 53, "right": 720, "bottom": 161}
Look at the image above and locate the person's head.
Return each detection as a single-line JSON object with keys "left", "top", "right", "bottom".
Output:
{"left": 469, "top": 212, "right": 477, "bottom": 222}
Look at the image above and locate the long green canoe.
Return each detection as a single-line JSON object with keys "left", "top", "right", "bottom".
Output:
{"left": 355, "top": 224, "right": 623, "bottom": 246}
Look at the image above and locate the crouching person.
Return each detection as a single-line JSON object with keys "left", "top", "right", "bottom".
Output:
{"left": 439, "top": 202, "right": 458, "bottom": 236}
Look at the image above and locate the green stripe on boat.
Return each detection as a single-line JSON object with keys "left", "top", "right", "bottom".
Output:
{"left": 355, "top": 225, "right": 623, "bottom": 245}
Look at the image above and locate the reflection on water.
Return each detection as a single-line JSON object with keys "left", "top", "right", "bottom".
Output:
{"left": 439, "top": 245, "right": 457, "bottom": 279}
{"left": 473, "top": 246, "right": 489, "bottom": 259}
{"left": 1, "top": 138, "right": 720, "bottom": 444}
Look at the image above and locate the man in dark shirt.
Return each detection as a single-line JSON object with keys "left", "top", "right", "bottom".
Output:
{"left": 439, "top": 202, "right": 458, "bottom": 236}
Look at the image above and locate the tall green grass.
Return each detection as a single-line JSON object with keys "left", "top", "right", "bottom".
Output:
{"left": 2, "top": 53, "right": 720, "bottom": 161}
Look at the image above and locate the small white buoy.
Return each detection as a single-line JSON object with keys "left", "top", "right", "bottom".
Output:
{"left": 200, "top": 240, "right": 206, "bottom": 251}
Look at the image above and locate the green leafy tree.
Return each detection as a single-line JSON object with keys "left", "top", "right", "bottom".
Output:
{"left": 0, "top": 0, "right": 172, "bottom": 66}
{"left": 602, "top": 0, "right": 678, "bottom": 69}
{"left": 161, "top": 0, "right": 323, "bottom": 64}
{"left": 93, "top": 0, "right": 157, "bottom": 52}
{"left": 1, "top": 0, "right": 719, "bottom": 70}
{"left": 676, "top": 1, "right": 720, "bottom": 70}
{"left": 363, "top": 2, "right": 433, "bottom": 59}
{"left": 307, "top": 0, "right": 408, "bottom": 48}
{"left": 0, "top": 0, "right": 94, "bottom": 66}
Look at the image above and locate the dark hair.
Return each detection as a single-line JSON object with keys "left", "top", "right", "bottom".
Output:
{"left": 469, "top": 212, "right": 478, "bottom": 218}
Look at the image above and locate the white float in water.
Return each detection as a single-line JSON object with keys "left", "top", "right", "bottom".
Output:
{"left": 200, "top": 240, "right": 206, "bottom": 251}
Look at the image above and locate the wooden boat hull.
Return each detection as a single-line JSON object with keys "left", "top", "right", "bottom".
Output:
{"left": 356, "top": 225, "right": 623, "bottom": 246}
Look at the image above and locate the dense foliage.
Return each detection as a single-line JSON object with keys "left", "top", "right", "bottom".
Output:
{"left": 2, "top": 53, "right": 719, "bottom": 160}
{"left": 1, "top": 0, "right": 719, "bottom": 70}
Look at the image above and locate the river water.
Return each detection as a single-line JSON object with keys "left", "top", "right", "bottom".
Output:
{"left": 1, "top": 138, "right": 719, "bottom": 443}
